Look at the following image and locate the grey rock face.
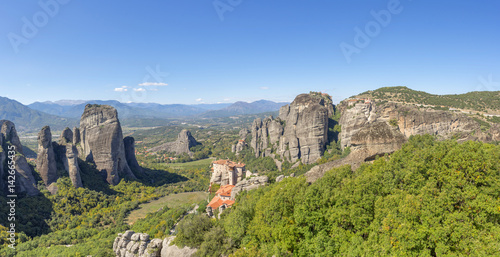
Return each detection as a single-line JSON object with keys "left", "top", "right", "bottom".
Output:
{"left": 113, "top": 231, "right": 196, "bottom": 257}
{"left": 79, "top": 104, "right": 137, "bottom": 185}
{"left": 250, "top": 94, "right": 332, "bottom": 164}
{"left": 0, "top": 120, "right": 39, "bottom": 196}
{"left": 339, "top": 101, "right": 485, "bottom": 151}
{"left": 14, "top": 155, "right": 40, "bottom": 196}
{"left": 37, "top": 126, "right": 83, "bottom": 191}
{"left": 231, "top": 140, "right": 247, "bottom": 155}
{"left": 36, "top": 126, "right": 58, "bottom": 189}
{"left": 306, "top": 100, "right": 499, "bottom": 183}
{"left": 230, "top": 175, "right": 269, "bottom": 199}
{"left": 124, "top": 136, "right": 144, "bottom": 176}
{"left": 56, "top": 129, "right": 83, "bottom": 188}
{"left": 73, "top": 127, "right": 80, "bottom": 145}
{"left": 161, "top": 236, "right": 197, "bottom": 257}
{"left": 1, "top": 120, "right": 24, "bottom": 155}
{"left": 149, "top": 129, "right": 200, "bottom": 157}
{"left": 60, "top": 127, "right": 73, "bottom": 144}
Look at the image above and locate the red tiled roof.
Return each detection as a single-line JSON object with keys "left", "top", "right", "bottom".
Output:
{"left": 207, "top": 196, "right": 235, "bottom": 209}
{"left": 216, "top": 185, "right": 234, "bottom": 197}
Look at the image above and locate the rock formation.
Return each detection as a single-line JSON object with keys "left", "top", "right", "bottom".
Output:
{"left": 230, "top": 175, "right": 269, "bottom": 199}
{"left": 231, "top": 139, "right": 247, "bottom": 155}
{"left": 161, "top": 236, "right": 197, "bottom": 257}
{"left": 36, "top": 126, "right": 58, "bottom": 191}
{"left": 338, "top": 101, "right": 484, "bottom": 150}
{"left": 275, "top": 173, "right": 294, "bottom": 183}
{"left": 56, "top": 127, "right": 83, "bottom": 188}
{"left": 149, "top": 129, "right": 200, "bottom": 157}
{"left": 79, "top": 104, "right": 137, "bottom": 185}
{"left": 113, "top": 231, "right": 196, "bottom": 257}
{"left": 124, "top": 136, "right": 144, "bottom": 176}
{"left": 73, "top": 127, "right": 80, "bottom": 144}
{"left": 36, "top": 126, "right": 84, "bottom": 193}
{"left": 249, "top": 93, "right": 333, "bottom": 164}
{"left": 0, "top": 120, "right": 39, "bottom": 196}
{"left": 306, "top": 100, "right": 500, "bottom": 183}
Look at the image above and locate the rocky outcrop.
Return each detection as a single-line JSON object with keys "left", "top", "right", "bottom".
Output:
{"left": 124, "top": 136, "right": 144, "bottom": 176}
{"left": 230, "top": 175, "right": 269, "bottom": 199}
{"left": 231, "top": 140, "right": 247, "bottom": 155}
{"left": 1, "top": 120, "right": 39, "bottom": 196}
{"left": 79, "top": 104, "right": 137, "bottom": 185}
{"left": 113, "top": 231, "right": 196, "bottom": 257}
{"left": 36, "top": 126, "right": 58, "bottom": 191}
{"left": 275, "top": 173, "right": 294, "bottom": 183}
{"left": 338, "top": 101, "right": 486, "bottom": 151}
{"left": 249, "top": 93, "right": 333, "bottom": 164}
{"left": 73, "top": 127, "right": 80, "bottom": 145}
{"left": 36, "top": 126, "right": 83, "bottom": 193}
{"left": 161, "top": 236, "right": 197, "bottom": 257}
{"left": 306, "top": 100, "right": 500, "bottom": 183}
{"left": 149, "top": 130, "right": 200, "bottom": 157}
{"left": 14, "top": 155, "right": 41, "bottom": 196}
{"left": 56, "top": 128, "right": 83, "bottom": 188}
{"left": 349, "top": 121, "right": 406, "bottom": 162}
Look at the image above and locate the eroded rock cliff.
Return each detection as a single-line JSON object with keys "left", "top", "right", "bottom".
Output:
{"left": 1, "top": 120, "right": 39, "bottom": 196}
{"left": 124, "top": 136, "right": 144, "bottom": 176}
{"left": 306, "top": 100, "right": 500, "bottom": 183}
{"left": 36, "top": 126, "right": 58, "bottom": 190}
{"left": 249, "top": 93, "right": 333, "bottom": 164}
{"left": 56, "top": 127, "right": 83, "bottom": 188}
{"left": 79, "top": 104, "right": 137, "bottom": 185}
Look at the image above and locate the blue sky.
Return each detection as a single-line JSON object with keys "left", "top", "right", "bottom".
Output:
{"left": 1, "top": 0, "right": 499, "bottom": 105}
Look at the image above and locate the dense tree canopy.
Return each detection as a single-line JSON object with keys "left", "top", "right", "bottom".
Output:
{"left": 175, "top": 135, "right": 500, "bottom": 256}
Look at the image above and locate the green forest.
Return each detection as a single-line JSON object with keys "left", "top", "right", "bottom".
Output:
{"left": 172, "top": 135, "right": 500, "bottom": 256}
{"left": 0, "top": 156, "right": 210, "bottom": 256}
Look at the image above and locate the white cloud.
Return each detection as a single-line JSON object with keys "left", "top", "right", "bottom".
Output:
{"left": 133, "top": 88, "right": 146, "bottom": 92}
{"left": 260, "top": 86, "right": 269, "bottom": 90}
{"left": 138, "top": 82, "right": 168, "bottom": 86}
{"left": 114, "top": 86, "right": 129, "bottom": 92}
{"left": 196, "top": 98, "right": 203, "bottom": 102}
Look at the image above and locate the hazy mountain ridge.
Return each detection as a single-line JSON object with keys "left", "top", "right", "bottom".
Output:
{"left": 199, "top": 100, "right": 289, "bottom": 118}
{"left": 0, "top": 96, "right": 77, "bottom": 132}
{"left": 28, "top": 100, "right": 281, "bottom": 119}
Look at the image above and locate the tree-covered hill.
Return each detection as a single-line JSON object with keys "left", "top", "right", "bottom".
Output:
{"left": 354, "top": 86, "right": 500, "bottom": 113}
{"left": 171, "top": 135, "right": 500, "bottom": 256}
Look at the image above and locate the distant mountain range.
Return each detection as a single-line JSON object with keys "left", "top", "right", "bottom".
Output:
{"left": 199, "top": 100, "right": 289, "bottom": 117}
{"left": 0, "top": 96, "right": 77, "bottom": 132}
{"left": 0, "top": 96, "right": 288, "bottom": 132}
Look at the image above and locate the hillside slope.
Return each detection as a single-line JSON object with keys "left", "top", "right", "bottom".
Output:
{"left": 355, "top": 86, "right": 500, "bottom": 114}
